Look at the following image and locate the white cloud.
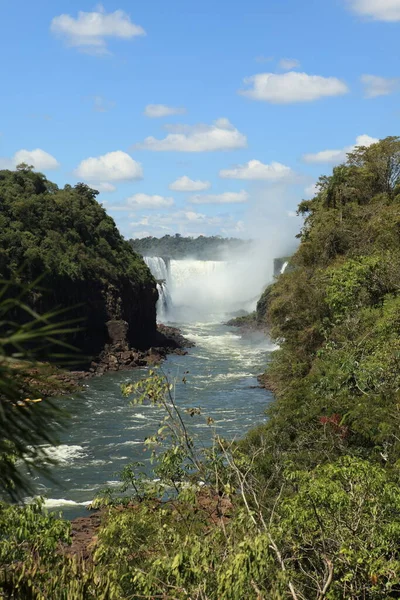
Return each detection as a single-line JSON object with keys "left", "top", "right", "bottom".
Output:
{"left": 88, "top": 182, "right": 116, "bottom": 193}
{"left": 50, "top": 8, "right": 145, "bottom": 54}
{"left": 169, "top": 175, "right": 211, "bottom": 191}
{"left": 348, "top": 0, "right": 400, "bottom": 21}
{"left": 304, "top": 183, "right": 318, "bottom": 198}
{"left": 303, "top": 134, "right": 379, "bottom": 164}
{"left": 189, "top": 190, "right": 249, "bottom": 204}
{"left": 219, "top": 159, "right": 295, "bottom": 181}
{"left": 128, "top": 210, "right": 243, "bottom": 237}
{"left": 361, "top": 74, "right": 400, "bottom": 98}
{"left": 0, "top": 148, "right": 59, "bottom": 170}
{"left": 240, "top": 71, "right": 349, "bottom": 103}
{"left": 144, "top": 104, "right": 186, "bottom": 118}
{"left": 126, "top": 194, "right": 174, "bottom": 209}
{"left": 75, "top": 151, "right": 143, "bottom": 181}
{"left": 184, "top": 210, "right": 208, "bottom": 222}
{"left": 135, "top": 118, "right": 247, "bottom": 152}
{"left": 131, "top": 230, "right": 152, "bottom": 238}
{"left": 279, "top": 58, "right": 301, "bottom": 70}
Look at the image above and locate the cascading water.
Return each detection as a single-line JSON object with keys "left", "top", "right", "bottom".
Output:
{"left": 144, "top": 257, "right": 171, "bottom": 321}
{"left": 33, "top": 254, "right": 277, "bottom": 518}
{"left": 280, "top": 261, "right": 289, "bottom": 275}
{"left": 144, "top": 257, "right": 270, "bottom": 322}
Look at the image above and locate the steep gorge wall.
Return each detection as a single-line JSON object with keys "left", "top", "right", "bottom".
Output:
{"left": 0, "top": 169, "right": 158, "bottom": 363}
{"left": 31, "top": 275, "right": 158, "bottom": 359}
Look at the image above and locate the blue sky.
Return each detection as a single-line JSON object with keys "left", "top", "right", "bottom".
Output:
{"left": 1, "top": 0, "right": 399, "bottom": 239}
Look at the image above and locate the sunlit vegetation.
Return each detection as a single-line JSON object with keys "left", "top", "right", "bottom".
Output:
{"left": 130, "top": 233, "right": 252, "bottom": 260}
{"left": 0, "top": 165, "right": 149, "bottom": 284}
{"left": 2, "top": 138, "right": 400, "bottom": 598}
{"left": 0, "top": 164, "right": 156, "bottom": 357}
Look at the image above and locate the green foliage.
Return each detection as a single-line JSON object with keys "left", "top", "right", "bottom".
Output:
{"left": 226, "top": 311, "right": 258, "bottom": 328}
{"left": 130, "top": 233, "right": 252, "bottom": 260}
{"left": 3, "top": 366, "right": 400, "bottom": 598}
{"left": 324, "top": 254, "right": 392, "bottom": 320}
{"left": 4, "top": 138, "right": 400, "bottom": 597}
{"left": 0, "top": 500, "right": 120, "bottom": 599}
{"left": 0, "top": 171, "right": 148, "bottom": 284}
{"left": 0, "top": 282, "right": 79, "bottom": 499}
{"left": 248, "top": 136, "right": 400, "bottom": 526}
{"left": 275, "top": 457, "right": 400, "bottom": 598}
{"left": 92, "top": 374, "right": 400, "bottom": 599}
{"left": 0, "top": 167, "right": 156, "bottom": 357}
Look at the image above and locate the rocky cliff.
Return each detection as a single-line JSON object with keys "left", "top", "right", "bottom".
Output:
{"left": 0, "top": 167, "right": 158, "bottom": 365}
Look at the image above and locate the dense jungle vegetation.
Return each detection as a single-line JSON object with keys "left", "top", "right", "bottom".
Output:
{"left": 0, "top": 165, "right": 156, "bottom": 356}
{"left": 130, "top": 233, "right": 252, "bottom": 260}
{"left": 0, "top": 165, "right": 149, "bottom": 284}
{"left": 1, "top": 138, "right": 400, "bottom": 599}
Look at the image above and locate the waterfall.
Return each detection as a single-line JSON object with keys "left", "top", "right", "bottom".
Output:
{"left": 280, "top": 261, "right": 289, "bottom": 275}
{"left": 145, "top": 256, "right": 271, "bottom": 322}
{"left": 144, "top": 257, "right": 171, "bottom": 321}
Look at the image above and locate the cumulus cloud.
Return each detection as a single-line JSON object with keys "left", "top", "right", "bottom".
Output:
{"left": 75, "top": 151, "right": 143, "bottom": 181}
{"left": 279, "top": 58, "right": 301, "bottom": 70}
{"left": 303, "top": 134, "right": 379, "bottom": 164}
{"left": 189, "top": 190, "right": 249, "bottom": 204}
{"left": 239, "top": 71, "right": 349, "bottom": 103}
{"left": 361, "top": 74, "right": 400, "bottom": 97}
{"left": 135, "top": 118, "right": 247, "bottom": 152}
{"left": 50, "top": 7, "right": 145, "bottom": 54}
{"left": 304, "top": 183, "right": 319, "bottom": 198}
{"left": 144, "top": 104, "right": 186, "bottom": 118}
{"left": 348, "top": 0, "right": 400, "bottom": 21}
{"left": 128, "top": 210, "right": 243, "bottom": 238}
{"left": 126, "top": 194, "right": 174, "bottom": 209}
{"left": 88, "top": 182, "right": 116, "bottom": 193}
{"left": 169, "top": 175, "right": 211, "bottom": 191}
{"left": 219, "top": 159, "right": 295, "bottom": 181}
{"left": 0, "top": 148, "right": 59, "bottom": 170}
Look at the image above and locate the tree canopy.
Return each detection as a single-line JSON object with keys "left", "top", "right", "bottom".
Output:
{"left": 0, "top": 168, "right": 149, "bottom": 284}
{"left": 130, "top": 234, "right": 252, "bottom": 260}
{"left": 0, "top": 168, "right": 156, "bottom": 356}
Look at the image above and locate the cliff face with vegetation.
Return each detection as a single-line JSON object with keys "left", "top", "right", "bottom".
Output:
{"left": 252, "top": 136, "right": 400, "bottom": 469}
{"left": 0, "top": 166, "right": 157, "bottom": 360}
{"left": 3, "top": 141, "right": 400, "bottom": 598}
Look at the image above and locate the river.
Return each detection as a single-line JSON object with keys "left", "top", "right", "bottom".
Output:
{"left": 31, "top": 257, "right": 276, "bottom": 519}
{"left": 32, "top": 319, "right": 275, "bottom": 519}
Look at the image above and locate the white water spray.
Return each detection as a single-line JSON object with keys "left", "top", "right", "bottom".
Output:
{"left": 144, "top": 255, "right": 271, "bottom": 322}
{"left": 280, "top": 261, "right": 289, "bottom": 275}
{"left": 144, "top": 257, "right": 172, "bottom": 320}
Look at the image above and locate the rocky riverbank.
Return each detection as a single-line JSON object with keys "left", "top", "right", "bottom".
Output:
{"left": 51, "top": 321, "right": 194, "bottom": 392}
{"left": 225, "top": 312, "right": 264, "bottom": 332}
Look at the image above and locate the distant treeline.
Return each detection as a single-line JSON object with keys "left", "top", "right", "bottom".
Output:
{"left": 130, "top": 234, "right": 252, "bottom": 260}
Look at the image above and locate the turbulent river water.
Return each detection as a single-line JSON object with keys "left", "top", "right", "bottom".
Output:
{"left": 32, "top": 259, "right": 276, "bottom": 520}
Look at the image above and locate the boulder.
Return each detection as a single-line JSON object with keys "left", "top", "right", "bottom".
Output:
{"left": 106, "top": 320, "right": 129, "bottom": 348}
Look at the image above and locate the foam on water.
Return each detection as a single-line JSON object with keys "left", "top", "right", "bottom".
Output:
{"left": 37, "top": 444, "right": 87, "bottom": 465}
{"left": 213, "top": 372, "right": 253, "bottom": 381}
{"left": 34, "top": 316, "right": 275, "bottom": 520}
{"left": 43, "top": 498, "right": 92, "bottom": 509}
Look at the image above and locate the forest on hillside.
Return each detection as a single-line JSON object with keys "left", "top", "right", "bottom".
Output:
{"left": 0, "top": 164, "right": 157, "bottom": 356}
{"left": 130, "top": 234, "right": 252, "bottom": 260}
{"left": 2, "top": 138, "right": 400, "bottom": 598}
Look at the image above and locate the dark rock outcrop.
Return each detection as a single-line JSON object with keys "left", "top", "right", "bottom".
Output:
{"left": 30, "top": 275, "right": 158, "bottom": 367}
{"left": 0, "top": 169, "right": 158, "bottom": 366}
{"left": 89, "top": 321, "right": 193, "bottom": 376}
